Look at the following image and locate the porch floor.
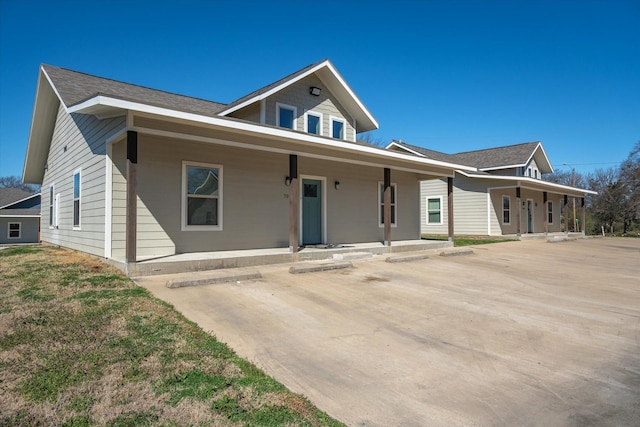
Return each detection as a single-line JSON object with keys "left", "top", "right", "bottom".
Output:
{"left": 505, "top": 231, "right": 586, "bottom": 241}
{"left": 110, "top": 239, "right": 453, "bottom": 277}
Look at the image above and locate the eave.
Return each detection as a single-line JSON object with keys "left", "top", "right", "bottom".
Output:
{"left": 457, "top": 171, "right": 597, "bottom": 196}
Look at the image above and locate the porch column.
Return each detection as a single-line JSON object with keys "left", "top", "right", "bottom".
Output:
{"left": 563, "top": 195, "right": 569, "bottom": 234}
{"left": 543, "top": 191, "right": 548, "bottom": 235}
{"left": 126, "top": 131, "right": 137, "bottom": 263}
{"left": 383, "top": 167, "right": 391, "bottom": 246}
{"left": 581, "top": 197, "right": 586, "bottom": 234}
{"left": 289, "top": 154, "right": 299, "bottom": 253}
{"left": 447, "top": 177, "right": 454, "bottom": 242}
{"left": 516, "top": 187, "right": 521, "bottom": 236}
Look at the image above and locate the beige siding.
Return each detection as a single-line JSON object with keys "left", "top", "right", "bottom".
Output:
{"left": 231, "top": 102, "right": 261, "bottom": 123}
{"left": 420, "top": 179, "right": 449, "bottom": 235}
{"left": 111, "top": 140, "right": 127, "bottom": 258}
{"left": 452, "top": 175, "right": 489, "bottom": 235}
{"left": 40, "top": 105, "right": 126, "bottom": 256}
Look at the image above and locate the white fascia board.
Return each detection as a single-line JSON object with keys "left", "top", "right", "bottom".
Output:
{"left": 323, "top": 61, "right": 379, "bottom": 129}
{"left": 456, "top": 170, "right": 597, "bottom": 195}
{"left": 384, "top": 141, "right": 427, "bottom": 157}
{"left": 479, "top": 164, "right": 526, "bottom": 172}
{"left": 218, "top": 61, "right": 330, "bottom": 116}
{"left": 521, "top": 142, "right": 553, "bottom": 173}
{"left": 0, "top": 214, "right": 41, "bottom": 218}
{"left": 71, "top": 95, "right": 476, "bottom": 173}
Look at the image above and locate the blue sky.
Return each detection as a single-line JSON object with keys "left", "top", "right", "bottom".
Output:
{"left": 1, "top": 0, "right": 638, "bottom": 178}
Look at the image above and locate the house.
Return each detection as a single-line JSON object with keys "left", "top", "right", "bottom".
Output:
{"left": 22, "top": 59, "right": 475, "bottom": 271}
{"left": 386, "top": 140, "right": 596, "bottom": 237}
{"left": 0, "top": 188, "right": 41, "bottom": 244}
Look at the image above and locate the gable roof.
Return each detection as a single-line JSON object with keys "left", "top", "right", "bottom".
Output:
{"left": 42, "top": 65, "right": 227, "bottom": 118}
{"left": 218, "top": 59, "right": 379, "bottom": 133}
{"left": 386, "top": 140, "right": 553, "bottom": 173}
{"left": 0, "top": 189, "right": 41, "bottom": 217}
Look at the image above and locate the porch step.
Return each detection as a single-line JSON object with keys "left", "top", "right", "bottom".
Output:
{"left": 332, "top": 252, "right": 373, "bottom": 261}
{"left": 289, "top": 260, "right": 353, "bottom": 274}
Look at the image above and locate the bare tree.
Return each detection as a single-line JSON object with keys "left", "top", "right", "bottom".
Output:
{"left": 0, "top": 176, "right": 40, "bottom": 193}
{"left": 357, "top": 131, "right": 387, "bottom": 147}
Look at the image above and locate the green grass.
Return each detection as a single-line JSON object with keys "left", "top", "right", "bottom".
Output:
{"left": 0, "top": 245, "right": 344, "bottom": 427}
{"left": 422, "top": 235, "right": 517, "bottom": 247}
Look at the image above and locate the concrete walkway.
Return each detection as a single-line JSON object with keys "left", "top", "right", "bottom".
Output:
{"left": 137, "top": 238, "right": 640, "bottom": 426}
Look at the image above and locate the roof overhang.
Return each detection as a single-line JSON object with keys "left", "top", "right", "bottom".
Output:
{"left": 480, "top": 142, "right": 553, "bottom": 174}
{"left": 23, "top": 67, "right": 60, "bottom": 184}
{"left": 457, "top": 170, "right": 596, "bottom": 196}
{"left": 385, "top": 141, "right": 427, "bottom": 157}
{"left": 0, "top": 193, "right": 41, "bottom": 210}
{"left": 217, "top": 60, "right": 379, "bottom": 133}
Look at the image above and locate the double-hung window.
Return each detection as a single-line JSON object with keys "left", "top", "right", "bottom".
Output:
{"left": 502, "top": 195, "right": 511, "bottom": 224}
{"left": 378, "top": 182, "right": 397, "bottom": 227}
{"left": 8, "top": 222, "right": 21, "bottom": 239}
{"left": 73, "top": 169, "right": 81, "bottom": 228}
{"left": 182, "top": 161, "right": 223, "bottom": 230}
{"left": 331, "top": 117, "right": 345, "bottom": 139}
{"left": 305, "top": 111, "right": 322, "bottom": 135}
{"left": 49, "top": 185, "right": 55, "bottom": 227}
{"left": 426, "top": 196, "right": 443, "bottom": 225}
{"left": 277, "top": 103, "right": 297, "bottom": 130}
{"left": 547, "top": 200, "right": 553, "bottom": 224}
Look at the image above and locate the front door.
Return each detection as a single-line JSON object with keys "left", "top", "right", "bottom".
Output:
{"left": 302, "top": 179, "right": 322, "bottom": 244}
{"left": 527, "top": 200, "right": 534, "bottom": 233}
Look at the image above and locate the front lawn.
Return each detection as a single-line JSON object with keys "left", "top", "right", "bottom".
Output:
{"left": 0, "top": 245, "right": 343, "bottom": 426}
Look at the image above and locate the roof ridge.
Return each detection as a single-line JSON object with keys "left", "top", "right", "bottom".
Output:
{"left": 452, "top": 141, "right": 540, "bottom": 156}
{"left": 42, "top": 64, "right": 228, "bottom": 108}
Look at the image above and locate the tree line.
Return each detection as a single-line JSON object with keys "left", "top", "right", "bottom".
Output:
{"left": 546, "top": 141, "right": 640, "bottom": 235}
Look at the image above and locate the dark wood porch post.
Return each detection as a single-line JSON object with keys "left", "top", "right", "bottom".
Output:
{"left": 289, "top": 154, "right": 299, "bottom": 253}
{"left": 563, "top": 195, "right": 569, "bottom": 234}
{"left": 447, "top": 177, "right": 454, "bottom": 242}
{"left": 384, "top": 167, "right": 391, "bottom": 246}
{"left": 581, "top": 197, "right": 586, "bottom": 234}
{"left": 126, "top": 131, "right": 137, "bottom": 263}
{"left": 543, "top": 191, "right": 548, "bottom": 235}
{"left": 516, "top": 187, "right": 521, "bottom": 236}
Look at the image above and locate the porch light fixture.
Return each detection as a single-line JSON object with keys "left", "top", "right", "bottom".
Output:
{"left": 285, "top": 176, "right": 291, "bottom": 186}
{"left": 309, "top": 86, "right": 321, "bottom": 96}
{"left": 334, "top": 180, "right": 340, "bottom": 190}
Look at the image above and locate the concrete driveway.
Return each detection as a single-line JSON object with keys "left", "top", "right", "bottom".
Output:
{"left": 137, "top": 238, "right": 640, "bottom": 426}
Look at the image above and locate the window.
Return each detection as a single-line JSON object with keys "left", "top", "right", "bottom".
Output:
{"left": 331, "top": 117, "right": 345, "bottom": 139}
{"left": 547, "top": 200, "right": 553, "bottom": 224}
{"left": 8, "top": 222, "right": 21, "bottom": 239}
{"left": 49, "top": 184, "right": 54, "bottom": 227}
{"left": 378, "top": 182, "right": 397, "bottom": 227}
{"left": 527, "top": 168, "right": 532, "bottom": 177}
{"left": 73, "top": 169, "right": 81, "bottom": 228}
{"left": 182, "top": 161, "right": 222, "bottom": 230}
{"left": 502, "top": 195, "right": 511, "bottom": 224}
{"left": 276, "top": 103, "right": 296, "bottom": 130}
{"left": 426, "top": 196, "right": 443, "bottom": 225}
{"left": 305, "top": 111, "right": 322, "bottom": 135}
{"left": 534, "top": 170, "right": 538, "bottom": 179}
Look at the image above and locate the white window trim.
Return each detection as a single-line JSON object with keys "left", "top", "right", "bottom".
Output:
{"left": 73, "top": 168, "right": 81, "bottom": 230}
{"left": 276, "top": 102, "right": 297, "bottom": 130}
{"left": 426, "top": 195, "right": 444, "bottom": 225}
{"left": 377, "top": 181, "right": 398, "bottom": 228}
{"left": 304, "top": 110, "right": 323, "bottom": 136}
{"left": 181, "top": 160, "right": 223, "bottom": 231}
{"left": 49, "top": 184, "right": 55, "bottom": 228}
{"left": 330, "top": 115, "right": 346, "bottom": 140}
{"left": 547, "top": 200, "right": 553, "bottom": 224}
{"left": 8, "top": 222, "right": 21, "bottom": 239}
{"left": 502, "top": 195, "right": 511, "bottom": 225}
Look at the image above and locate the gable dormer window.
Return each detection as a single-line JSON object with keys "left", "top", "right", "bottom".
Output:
{"left": 305, "top": 111, "right": 322, "bottom": 135}
{"left": 276, "top": 103, "right": 297, "bottom": 130}
{"left": 331, "top": 116, "right": 345, "bottom": 139}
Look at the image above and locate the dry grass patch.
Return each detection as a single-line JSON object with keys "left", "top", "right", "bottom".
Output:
{"left": 0, "top": 245, "right": 343, "bottom": 426}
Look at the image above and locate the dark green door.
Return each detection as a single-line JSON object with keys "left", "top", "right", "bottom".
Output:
{"left": 302, "top": 179, "right": 322, "bottom": 244}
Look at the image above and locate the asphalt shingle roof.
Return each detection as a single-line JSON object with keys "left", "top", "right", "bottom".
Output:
{"left": 392, "top": 141, "right": 540, "bottom": 170}
{"left": 0, "top": 188, "right": 34, "bottom": 208}
{"left": 42, "top": 65, "right": 228, "bottom": 118}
